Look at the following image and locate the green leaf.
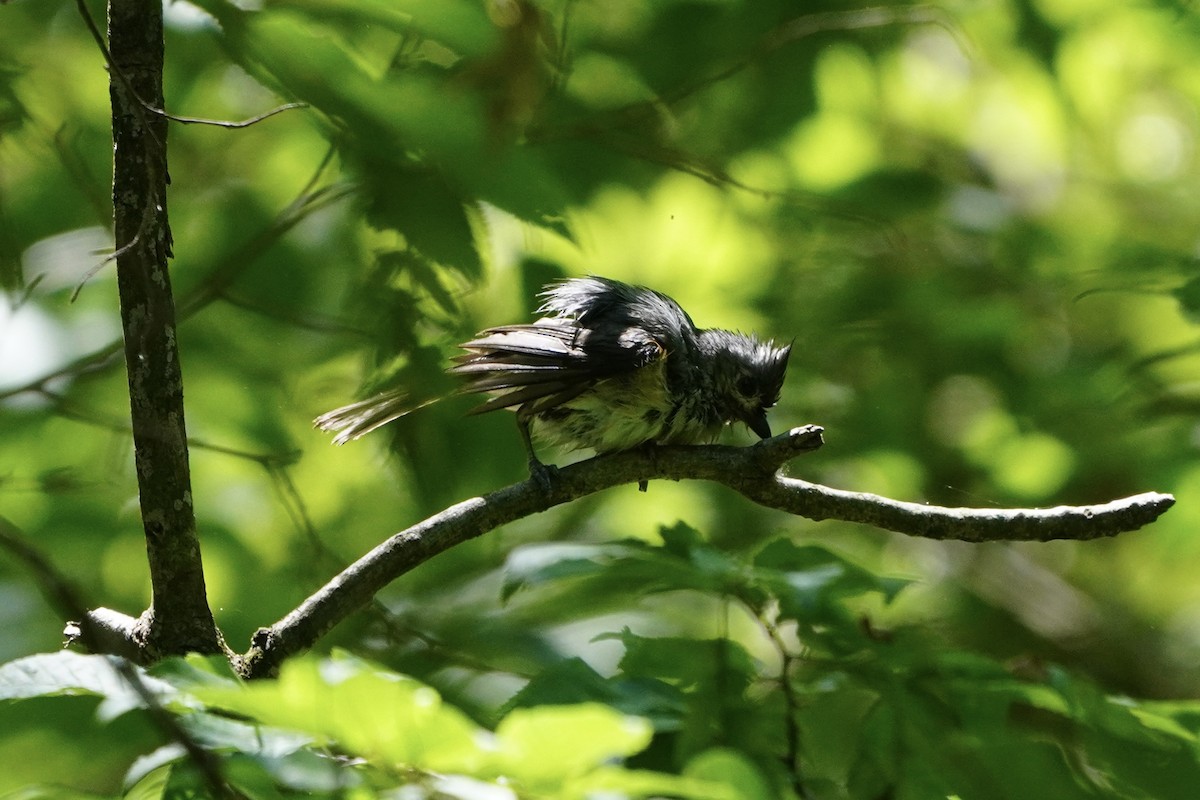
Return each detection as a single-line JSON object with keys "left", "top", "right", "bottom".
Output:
{"left": 180, "top": 712, "right": 315, "bottom": 757}
{"left": 123, "top": 763, "right": 171, "bottom": 800}
{"left": 599, "top": 629, "right": 790, "bottom": 764}
{"left": 358, "top": 162, "right": 482, "bottom": 277}
{"left": 830, "top": 168, "right": 946, "bottom": 219}
{"left": 467, "top": 145, "right": 572, "bottom": 225}
{"left": 752, "top": 539, "right": 908, "bottom": 620}
{"left": 501, "top": 538, "right": 723, "bottom": 602}
{"left": 502, "top": 657, "right": 618, "bottom": 707}
{"left": 604, "top": 629, "right": 756, "bottom": 696}
{"left": 1173, "top": 274, "right": 1200, "bottom": 322}
{"left": 217, "top": 11, "right": 487, "bottom": 160}
{"left": 491, "top": 703, "right": 652, "bottom": 788}
{"left": 502, "top": 523, "right": 769, "bottom": 609}
{"left": 0, "top": 787, "right": 104, "bottom": 800}
{"left": 192, "top": 652, "right": 487, "bottom": 773}
{"left": 502, "top": 541, "right": 636, "bottom": 599}
{"left": 147, "top": 654, "right": 242, "bottom": 690}
{"left": 565, "top": 765, "right": 742, "bottom": 800}
{"left": 0, "top": 652, "right": 187, "bottom": 720}
{"left": 0, "top": 652, "right": 131, "bottom": 701}
{"left": 235, "top": 747, "right": 359, "bottom": 794}
{"left": 123, "top": 745, "right": 186, "bottom": 794}
{"left": 657, "top": 520, "right": 706, "bottom": 554}
{"left": 682, "top": 749, "right": 774, "bottom": 800}
{"left": 504, "top": 658, "right": 686, "bottom": 726}
{"left": 1137, "top": 699, "right": 1200, "bottom": 740}
{"left": 270, "top": 0, "right": 499, "bottom": 58}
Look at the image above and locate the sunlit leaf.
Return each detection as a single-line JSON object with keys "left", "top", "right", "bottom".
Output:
{"left": 0, "top": 652, "right": 189, "bottom": 720}
{"left": 192, "top": 652, "right": 487, "bottom": 773}
{"left": 491, "top": 703, "right": 652, "bottom": 787}
{"left": 566, "top": 764, "right": 742, "bottom": 800}
{"left": 682, "top": 749, "right": 773, "bottom": 800}
{"left": 147, "top": 654, "right": 242, "bottom": 689}
{"left": 0, "top": 652, "right": 134, "bottom": 701}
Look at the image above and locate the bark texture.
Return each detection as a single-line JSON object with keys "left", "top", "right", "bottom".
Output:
{"left": 108, "top": 0, "right": 218, "bottom": 656}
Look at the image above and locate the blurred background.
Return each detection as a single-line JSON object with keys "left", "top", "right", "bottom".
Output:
{"left": 2, "top": 0, "right": 1200, "bottom": 763}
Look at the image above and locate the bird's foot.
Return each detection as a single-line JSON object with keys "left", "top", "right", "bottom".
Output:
{"left": 636, "top": 441, "right": 659, "bottom": 493}
{"left": 527, "top": 458, "right": 560, "bottom": 491}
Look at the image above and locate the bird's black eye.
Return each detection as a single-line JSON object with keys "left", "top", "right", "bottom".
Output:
{"left": 735, "top": 375, "right": 757, "bottom": 398}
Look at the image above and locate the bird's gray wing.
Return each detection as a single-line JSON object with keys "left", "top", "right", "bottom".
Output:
{"left": 449, "top": 318, "right": 664, "bottom": 415}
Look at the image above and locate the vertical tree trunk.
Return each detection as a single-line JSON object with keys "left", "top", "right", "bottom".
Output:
{"left": 108, "top": 0, "right": 219, "bottom": 656}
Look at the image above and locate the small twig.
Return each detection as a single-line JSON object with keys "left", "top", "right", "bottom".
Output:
{"left": 0, "top": 516, "right": 92, "bottom": 633}
{"left": 0, "top": 343, "right": 124, "bottom": 402}
{"left": 74, "top": 0, "right": 163, "bottom": 153}
{"left": 71, "top": 1, "right": 302, "bottom": 304}
{"left": 10, "top": 274, "right": 47, "bottom": 311}
{"left": 176, "top": 181, "right": 354, "bottom": 317}
{"left": 70, "top": 224, "right": 141, "bottom": 302}
{"left": 186, "top": 438, "right": 301, "bottom": 468}
{"left": 74, "top": 4, "right": 304, "bottom": 137}
{"left": 266, "top": 463, "right": 325, "bottom": 555}
{"left": 534, "top": 5, "right": 966, "bottom": 141}
{"left": 141, "top": 102, "right": 309, "bottom": 129}
{"left": 105, "top": 655, "right": 240, "bottom": 800}
{"left": 758, "top": 609, "right": 808, "bottom": 797}
{"left": 215, "top": 290, "right": 372, "bottom": 337}
{"left": 238, "top": 426, "right": 1174, "bottom": 677}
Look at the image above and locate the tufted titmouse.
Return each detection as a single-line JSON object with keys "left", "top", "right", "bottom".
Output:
{"left": 315, "top": 276, "right": 791, "bottom": 476}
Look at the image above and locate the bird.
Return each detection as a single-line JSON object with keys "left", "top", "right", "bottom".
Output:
{"left": 314, "top": 276, "right": 791, "bottom": 482}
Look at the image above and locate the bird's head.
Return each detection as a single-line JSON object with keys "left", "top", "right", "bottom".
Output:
{"left": 701, "top": 330, "right": 792, "bottom": 439}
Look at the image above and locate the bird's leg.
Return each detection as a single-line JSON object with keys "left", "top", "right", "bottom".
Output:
{"left": 636, "top": 441, "right": 659, "bottom": 492}
{"left": 517, "top": 409, "right": 558, "bottom": 490}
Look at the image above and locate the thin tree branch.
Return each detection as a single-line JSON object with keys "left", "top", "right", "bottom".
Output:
{"left": 0, "top": 340, "right": 123, "bottom": 402}
{"left": 104, "top": 653, "right": 240, "bottom": 800}
{"left": 214, "top": 289, "right": 372, "bottom": 337}
{"left": 0, "top": 515, "right": 143, "bottom": 658}
{"left": 758, "top": 609, "right": 806, "bottom": 797}
{"left": 237, "top": 426, "right": 1174, "bottom": 677}
{"left": 0, "top": 516, "right": 92, "bottom": 636}
{"left": 77, "top": 0, "right": 303, "bottom": 132}
{"left": 143, "top": 102, "right": 309, "bottom": 128}
{"left": 107, "top": 0, "right": 218, "bottom": 656}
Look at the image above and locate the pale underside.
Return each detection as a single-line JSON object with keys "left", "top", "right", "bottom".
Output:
{"left": 523, "top": 356, "right": 722, "bottom": 453}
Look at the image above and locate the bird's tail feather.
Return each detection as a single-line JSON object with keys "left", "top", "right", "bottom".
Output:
{"left": 313, "top": 389, "right": 439, "bottom": 445}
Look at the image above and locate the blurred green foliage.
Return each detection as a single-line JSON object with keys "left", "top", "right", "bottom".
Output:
{"left": 3, "top": 0, "right": 1200, "bottom": 796}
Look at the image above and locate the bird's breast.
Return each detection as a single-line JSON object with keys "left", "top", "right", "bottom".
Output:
{"left": 529, "top": 357, "right": 698, "bottom": 452}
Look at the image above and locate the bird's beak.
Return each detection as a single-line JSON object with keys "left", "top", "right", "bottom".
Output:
{"left": 747, "top": 410, "right": 772, "bottom": 440}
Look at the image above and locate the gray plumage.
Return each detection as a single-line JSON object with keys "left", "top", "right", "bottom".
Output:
{"left": 316, "top": 276, "right": 791, "bottom": 464}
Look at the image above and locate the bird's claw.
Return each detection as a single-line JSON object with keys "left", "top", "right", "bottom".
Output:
{"left": 528, "top": 459, "right": 560, "bottom": 491}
